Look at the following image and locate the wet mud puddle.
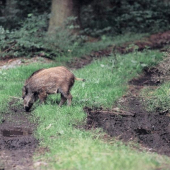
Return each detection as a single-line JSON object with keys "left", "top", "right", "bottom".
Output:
{"left": 0, "top": 104, "right": 38, "bottom": 170}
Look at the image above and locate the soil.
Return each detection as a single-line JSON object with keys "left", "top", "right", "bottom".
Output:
{"left": 0, "top": 101, "right": 38, "bottom": 170}
{"left": 1, "top": 31, "right": 170, "bottom": 169}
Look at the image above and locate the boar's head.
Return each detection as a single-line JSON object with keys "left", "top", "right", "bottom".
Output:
{"left": 22, "top": 86, "right": 38, "bottom": 111}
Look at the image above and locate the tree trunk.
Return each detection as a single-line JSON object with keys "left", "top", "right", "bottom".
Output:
{"left": 48, "top": 0, "right": 80, "bottom": 34}
{"left": 4, "top": 0, "right": 17, "bottom": 17}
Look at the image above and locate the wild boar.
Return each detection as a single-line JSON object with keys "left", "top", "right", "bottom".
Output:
{"left": 22, "top": 66, "right": 85, "bottom": 111}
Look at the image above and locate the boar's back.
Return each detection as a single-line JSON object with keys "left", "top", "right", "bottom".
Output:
{"left": 24, "top": 66, "right": 75, "bottom": 92}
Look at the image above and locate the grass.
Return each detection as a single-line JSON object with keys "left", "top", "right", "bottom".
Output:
{"left": 73, "top": 33, "right": 149, "bottom": 57}
{"left": 0, "top": 48, "right": 170, "bottom": 169}
{"left": 141, "top": 81, "right": 170, "bottom": 113}
{"left": 72, "top": 50, "right": 163, "bottom": 108}
{"left": 57, "top": 32, "right": 149, "bottom": 63}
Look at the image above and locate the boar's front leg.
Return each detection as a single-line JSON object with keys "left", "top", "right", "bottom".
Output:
{"left": 38, "top": 90, "right": 47, "bottom": 104}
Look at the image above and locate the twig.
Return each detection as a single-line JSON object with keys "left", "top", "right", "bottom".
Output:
{"left": 2, "top": 42, "right": 17, "bottom": 53}
{"left": 9, "top": 96, "right": 22, "bottom": 100}
{"left": 90, "top": 109, "right": 135, "bottom": 116}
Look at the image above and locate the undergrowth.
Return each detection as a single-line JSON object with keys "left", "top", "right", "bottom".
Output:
{"left": 0, "top": 14, "right": 148, "bottom": 60}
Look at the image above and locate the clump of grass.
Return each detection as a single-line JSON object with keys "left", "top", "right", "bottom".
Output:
{"left": 141, "top": 82, "right": 170, "bottom": 113}
{"left": 72, "top": 33, "right": 149, "bottom": 58}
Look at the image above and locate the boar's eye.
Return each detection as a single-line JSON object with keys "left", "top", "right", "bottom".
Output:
{"left": 33, "top": 92, "right": 38, "bottom": 100}
{"left": 34, "top": 92, "right": 38, "bottom": 96}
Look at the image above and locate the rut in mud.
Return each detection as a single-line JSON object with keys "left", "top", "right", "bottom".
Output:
{"left": 85, "top": 61, "right": 170, "bottom": 156}
{"left": 0, "top": 102, "right": 38, "bottom": 170}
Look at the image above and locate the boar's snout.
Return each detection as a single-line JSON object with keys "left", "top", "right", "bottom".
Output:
{"left": 24, "top": 104, "right": 33, "bottom": 112}
{"left": 23, "top": 93, "right": 36, "bottom": 112}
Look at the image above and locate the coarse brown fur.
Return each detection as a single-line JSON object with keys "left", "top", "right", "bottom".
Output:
{"left": 22, "top": 66, "right": 85, "bottom": 111}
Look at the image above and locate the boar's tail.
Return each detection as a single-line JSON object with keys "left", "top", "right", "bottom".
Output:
{"left": 75, "top": 77, "right": 85, "bottom": 82}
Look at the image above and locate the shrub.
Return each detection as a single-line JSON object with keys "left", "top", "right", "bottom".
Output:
{"left": 0, "top": 14, "right": 48, "bottom": 58}
{"left": 0, "top": 0, "right": 51, "bottom": 30}
{"left": 81, "top": 0, "right": 170, "bottom": 36}
{"left": 0, "top": 14, "right": 85, "bottom": 59}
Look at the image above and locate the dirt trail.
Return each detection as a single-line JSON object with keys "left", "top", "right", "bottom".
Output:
{"left": 0, "top": 102, "right": 38, "bottom": 170}
{"left": 85, "top": 58, "right": 170, "bottom": 156}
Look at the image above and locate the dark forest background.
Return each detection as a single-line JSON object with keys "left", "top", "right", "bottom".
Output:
{"left": 1, "top": 0, "right": 170, "bottom": 58}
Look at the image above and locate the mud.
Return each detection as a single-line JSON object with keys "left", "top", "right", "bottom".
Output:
{"left": 0, "top": 101, "right": 38, "bottom": 170}
{"left": 85, "top": 63, "right": 170, "bottom": 156}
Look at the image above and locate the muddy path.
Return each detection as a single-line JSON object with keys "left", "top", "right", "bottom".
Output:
{"left": 85, "top": 58, "right": 170, "bottom": 156}
{"left": 0, "top": 102, "right": 38, "bottom": 170}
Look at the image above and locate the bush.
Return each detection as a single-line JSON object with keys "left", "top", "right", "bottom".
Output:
{"left": 0, "top": 0, "right": 51, "bottom": 30}
{"left": 0, "top": 14, "right": 85, "bottom": 59}
{"left": 0, "top": 14, "right": 48, "bottom": 58}
{"left": 81, "top": 0, "right": 170, "bottom": 36}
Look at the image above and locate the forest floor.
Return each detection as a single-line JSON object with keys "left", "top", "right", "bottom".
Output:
{"left": 1, "top": 31, "right": 170, "bottom": 169}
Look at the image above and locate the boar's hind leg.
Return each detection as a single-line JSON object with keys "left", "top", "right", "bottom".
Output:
{"left": 60, "top": 92, "right": 72, "bottom": 106}
{"left": 59, "top": 94, "right": 67, "bottom": 106}
{"left": 67, "top": 93, "right": 72, "bottom": 106}
{"left": 59, "top": 87, "right": 73, "bottom": 106}
{"left": 65, "top": 93, "right": 72, "bottom": 106}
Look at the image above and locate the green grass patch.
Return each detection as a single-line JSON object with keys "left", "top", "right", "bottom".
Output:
{"left": 71, "top": 50, "right": 163, "bottom": 108}
{"left": 71, "top": 33, "right": 149, "bottom": 58}
{"left": 53, "top": 33, "right": 150, "bottom": 64}
{"left": 0, "top": 49, "right": 169, "bottom": 170}
{"left": 141, "top": 82, "right": 170, "bottom": 113}
{"left": 32, "top": 50, "right": 167, "bottom": 169}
